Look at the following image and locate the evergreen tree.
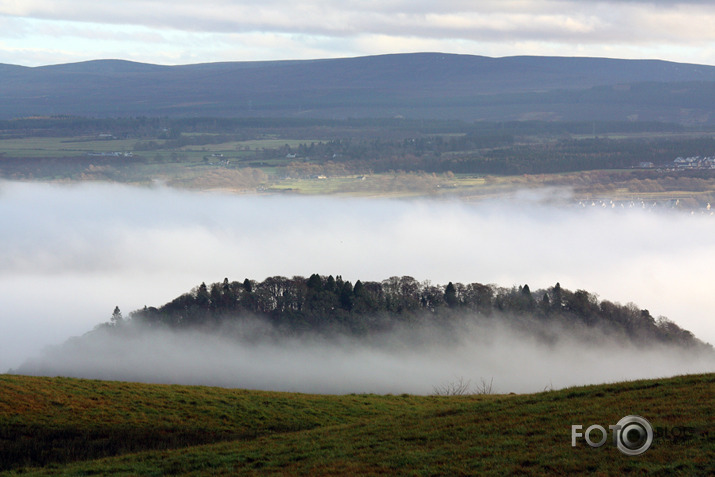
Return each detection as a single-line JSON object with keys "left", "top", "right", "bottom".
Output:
{"left": 353, "top": 280, "right": 364, "bottom": 296}
{"left": 444, "top": 282, "right": 458, "bottom": 308}
{"left": 307, "top": 274, "right": 323, "bottom": 291}
{"left": 551, "top": 282, "right": 563, "bottom": 311}
{"left": 540, "top": 292, "right": 551, "bottom": 314}
{"left": 339, "top": 281, "right": 354, "bottom": 310}
{"left": 196, "top": 282, "right": 210, "bottom": 309}
{"left": 325, "top": 275, "right": 336, "bottom": 293}
{"left": 110, "top": 306, "right": 123, "bottom": 326}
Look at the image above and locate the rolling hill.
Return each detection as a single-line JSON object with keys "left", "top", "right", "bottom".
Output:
{"left": 1, "top": 373, "right": 713, "bottom": 475}
{"left": 2, "top": 53, "right": 715, "bottom": 122}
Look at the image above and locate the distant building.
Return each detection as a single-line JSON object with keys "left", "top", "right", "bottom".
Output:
{"left": 672, "top": 155, "right": 715, "bottom": 169}
{"left": 86, "top": 151, "right": 133, "bottom": 158}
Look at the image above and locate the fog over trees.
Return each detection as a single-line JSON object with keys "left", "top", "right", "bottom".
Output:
{"left": 123, "top": 275, "right": 706, "bottom": 351}
{"left": 13, "top": 274, "right": 713, "bottom": 394}
{"left": 3, "top": 182, "right": 715, "bottom": 392}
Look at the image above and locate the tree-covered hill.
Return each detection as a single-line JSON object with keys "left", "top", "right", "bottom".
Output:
{"left": 125, "top": 275, "right": 710, "bottom": 351}
{"left": 13, "top": 274, "right": 712, "bottom": 395}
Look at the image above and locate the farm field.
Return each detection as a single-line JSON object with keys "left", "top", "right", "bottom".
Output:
{"left": 2, "top": 120, "right": 715, "bottom": 208}
{"left": 0, "top": 373, "right": 712, "bottom": 475}
{"left": 0, "top": 137, "right": 140, "bottom": 158}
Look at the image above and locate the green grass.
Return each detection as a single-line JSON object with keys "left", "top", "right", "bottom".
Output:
{"left": 0, "top": 137, "right": 140, "bottom": 158}
{"left": 1, "top": 373, "right": 712, "bottom": 476}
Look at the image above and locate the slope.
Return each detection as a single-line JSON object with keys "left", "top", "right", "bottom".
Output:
{"left": 0, "top": 373, "right": 712, "bottom": 475}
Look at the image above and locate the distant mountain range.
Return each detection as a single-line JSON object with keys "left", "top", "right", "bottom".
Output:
{"left": 2, "top": 53, "right": 715, "bottom": 123}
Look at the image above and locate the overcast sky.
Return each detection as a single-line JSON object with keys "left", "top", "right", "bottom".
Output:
{"left": 1, "top": 0, "right": 715, "bottom": 66}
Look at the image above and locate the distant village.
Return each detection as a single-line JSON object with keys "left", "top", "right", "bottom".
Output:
{"left": 86, "top": 151, "right": 134, "bottom": 158}
{"left": 577, "top": 198, "right": 712, "bottom": 213}
{"left": 671, "top": 156, "right": 715, "bottom": 169}
{"left": 639, "top": 155, "right": 715, "bottom": 170}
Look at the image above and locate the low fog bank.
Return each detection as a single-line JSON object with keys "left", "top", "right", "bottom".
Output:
{"left": 13, "top": 316, "right": 714, "bottom": 395}
{"left": 2, "top": 180, "right": 715, "bottom": 375}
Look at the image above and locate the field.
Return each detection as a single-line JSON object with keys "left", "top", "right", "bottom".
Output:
{"left": 2, "top": 118, "right": 715, "bottom": 208}
{"left": 0, "top": 373, "right": 713, "bottom": 476}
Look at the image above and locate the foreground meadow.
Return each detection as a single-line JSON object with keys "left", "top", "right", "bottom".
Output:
{"left": 0, "top": 373, "right": 712, "bottom": 476}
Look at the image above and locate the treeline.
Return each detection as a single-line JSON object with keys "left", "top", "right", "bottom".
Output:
{"left": 0, "top": 116, "right": 685, "bottom": 137}
{"left": 0, "top": 116, "right": 474, "bottom": 140}
{"left": 452, "top": 136, "right": 715, "bottom": 175}
{"left": 0, "top": 155, "right": 145, "bottom": 181}
{"left": 280, "top": 135, "right": 715, "bottom": 176}
{"left": 126, "top": 275, "right": 708, "bottom": 349}
{"left": 3, "top": 116, "right": 713, "bottom": 177}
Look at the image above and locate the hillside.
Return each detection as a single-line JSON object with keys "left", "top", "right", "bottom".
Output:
{"left": 12, "top": 275, "right": 713, "bottom": 396}
{"left": 2, "top": 53, "right": 715, "bottom": 122}
{"left": 0, "top": 373, "right": 713, "bottom": 475}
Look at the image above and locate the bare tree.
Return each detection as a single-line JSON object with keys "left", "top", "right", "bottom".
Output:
{"left": 432, "top": 376, "right": 495, "bottom": 396}
{"left": 432, "top": 377, "right": 472, "bottom": 396}
{"left": 474, "top": 377, "right": 494, "bottom": 395}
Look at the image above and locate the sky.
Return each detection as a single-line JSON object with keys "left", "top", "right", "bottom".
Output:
{"left": 1, "top": 181, "right": 713, "bottom": 392}
{"left": 1, "top": 0, "right": 715, "bottom": 67}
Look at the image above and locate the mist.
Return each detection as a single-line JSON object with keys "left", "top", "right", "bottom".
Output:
{"left": 1, "top": 180, "right": 714, "bottom": 391}
{"left": 13, "top": 317, "right": 714, "bottom": 395}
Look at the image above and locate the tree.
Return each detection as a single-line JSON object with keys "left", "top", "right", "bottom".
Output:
{"left": 307, "top": 274, "right": 322, "bottom": 291}
{"left": 195, "top": 282, "right": 210, "bottom": 309}
{"left": 444, "top": 282, "right": 458, "bottom": 308}
{"left": 325, "top": 275, "right": 336, "bottom": 293}
{"left": 353, "top": 280, "right": 364, "bottom": 296}
{"left": 339, "top": 280, "right": 354, "bottom": 310}
{"left": 398, "top": 276, "right": 421, "bottom": 312}
{"left": 539, "top": 292, "right": 551, "bottom": 315}
{"left": 420, "top": 283, "right": 446, "bottom": 310}
{"left": 551, "top": 282, "right": 563, "bottom": 311}
{"left": 110, "top": 306, "right": 123, "bottom": 326}
{"left": 519, "top": 284, "right": 536, "bottom": 311}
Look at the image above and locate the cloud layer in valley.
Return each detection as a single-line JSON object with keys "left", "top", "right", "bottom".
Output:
{"left": 1, "top": 181, "right": 714, "bottom": 391}
{"left": 14, "top": 316, "right": 714, "bottom": 395}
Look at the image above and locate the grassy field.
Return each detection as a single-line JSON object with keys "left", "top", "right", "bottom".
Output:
{"left": 0, "top": 137, "right": 316, "bottom": 160}
{"left": 0, "top": 137, "right": 141, "bottom": 158}
{"left": 0, "top": 373, "right": 712, "bottom": 476}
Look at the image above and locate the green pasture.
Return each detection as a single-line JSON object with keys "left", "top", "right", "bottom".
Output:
{"left": 0, "top": 137, "right": 140, "bottom": 158}
{"left": 1, "top": 373, "right": 712, "bottom": 476}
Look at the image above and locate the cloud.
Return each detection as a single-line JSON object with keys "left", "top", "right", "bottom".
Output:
{"left": 2, "top": 1, "right": 715, "bottom": 66}
{"left": 14, "top": 315, "right": 715, "bottom": 394}
{"left": 0, "top": 1, "right": 709, "bottom": 41}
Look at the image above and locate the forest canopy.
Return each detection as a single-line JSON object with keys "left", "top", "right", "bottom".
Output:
{"left": 120, "top": 274, "right": 709, "bottom": 351}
